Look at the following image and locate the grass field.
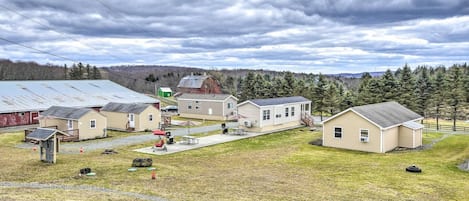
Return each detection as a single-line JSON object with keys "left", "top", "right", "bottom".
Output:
{"left": 1, "top": 129, "right": 468, "bottom": 201}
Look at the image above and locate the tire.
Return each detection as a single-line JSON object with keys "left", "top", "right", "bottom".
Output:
{"left": 406, "top": 165, "right": 422, "bottom": 173}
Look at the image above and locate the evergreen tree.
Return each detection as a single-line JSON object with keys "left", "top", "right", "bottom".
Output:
{"left": 314, "top": 74, "right": 327, "bottom": 120}
{"left": 253, "top": 74, "right": 268, "bottom": 98}
{"left": 367, "top": 78, "right": 384, "bottom": 103}
{"left": 431, "top": 70, "right": 446, "bottom": 130}
{"left": 63, "top": 64, "right": 68, "bottom": 79}
{"left": 91, "top": 66, "right": 101, "bottom": 79}
{"left": 380, "top": 69, "right": 399, "bottom": 101}
{"left": 355, "top": 72, "right": 372, "bottom": 105}
{"left": 415, "top": 67, "right": 432, "bottom": 116}
{"left": 445, "top": 65, "right": 465, "bottom": 131}
{"left": 272, "top": 77, "right": 286, "bottom": 97}
{"left": 68, "top": 63, "right": 82, "bottom": 80}
{"left": 283, "top": 72, "right": 296, "bottom": 96}
{"left": 397, "top": 64, "right": 417, "bottom": 110}
{"left": 86, "top": 64, "right": 91, "bottom": 79}
{"left": 240, "top": 72, "right": 256, "bottom": 101}
{"left": 77, "top": 62, "right": 84, "bottom": 79}
{"left": 324, "top": 83, "right": 340, "bottom": 115}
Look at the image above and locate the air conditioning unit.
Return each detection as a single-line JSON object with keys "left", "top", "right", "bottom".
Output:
{"left": 360, "top": 137, "right": 369, "bottom": 142}
{"left": 244, "top": 120, "right": 252, "bottom": 128}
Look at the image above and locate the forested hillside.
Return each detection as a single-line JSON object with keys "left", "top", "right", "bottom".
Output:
{"left": 1, "top": 59, "right": 468, "bottom": 127}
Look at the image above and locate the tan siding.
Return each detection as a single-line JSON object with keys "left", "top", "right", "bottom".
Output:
{"left": 398, "top": 126, "right": 414, "bottom": 148}
{"left": 178, "top": 99, "right": 227, "bottom": 120}
{"left": 238, "top": 103, "right": 261, "bottom": 131}
{"left": 137, "top": 106, "right": 161, "bottom": 131}
{"left": 77, "top": 111, "right": 107, "bottom": 140}
{"left": 414, "top": 128, "right": 422, "bottom": 147}
{"left": 40, "top": 118, "right": 67, "bottom": 130}
{"left": 100, "top": 111, "right": 128, "bottom": 131}
{"left": 323, "top": 111, "right": 381, "bottom": 153}
{"left": 224, "top": 97, "right": 238, "bottom": 117}
{"left": 382, "top": 127, "right": 398, "bottom": 152}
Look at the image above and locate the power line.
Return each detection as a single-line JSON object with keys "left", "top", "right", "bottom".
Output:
{"left": 0, "top": 4, "right": 129, "bottom": 64}
{"left": 0, "top": 36, "right": 78, "bottom": 62}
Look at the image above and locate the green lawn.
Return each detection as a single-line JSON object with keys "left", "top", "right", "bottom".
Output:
{"left": 0, "top": 129, "right": 468, "bottom": 200}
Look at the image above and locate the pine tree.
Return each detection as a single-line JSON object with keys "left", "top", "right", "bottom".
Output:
{"left": 415, "top": 67, "right": 432, "bottom": 116}
{"left": 91, "top": 66, "right": 101, "bottom": 79}
{"left": 381, "top": 69, "right": 399, "bottom": 101}
{"left": 240, "top": 72, "right": 256, "bottom": 101}
{"left": 445, "top": 65, "right": 465, "bottom": 131}
{"left": 431, "top": 70, "right": 445, "bottom": 130}
{"left": 324, "top": 83, "right": 340, "bottom": 115}
{"left": 283, "top": 72, "right": 296, "bottom": 96}
{"left": 397, "top": 64, "right": 417, "bottom": 110}
{"left": 367, "top": 78, "right": 383, "bottom": 103}
{"left": 314, "top": 74, "right": 327, "bottom": 120}
{"left": 77, "top": 62, "right": 84, "bottom": 79}
{"left": 63, "top": 64, "right": 68, "bottom": 79}
{"left": 86, "top": 64, "right": 91, "bottom": 79}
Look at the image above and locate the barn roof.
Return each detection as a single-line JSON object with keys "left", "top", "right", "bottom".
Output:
{"left": 177, "top": 75, "right": 210, "bottom": 88}
{"left": 240, "top": 96, "right": 310, "bottom": 107}
{"left": 177, "top": 93, "right": 237, "bottom": 101}
{"left": 0, "top": 80, "right": 159, "bottom": 113}
{"left": 40, "top": 106, "right": 93, "bottom": 120}
{"left": 100, "top": 102, "right": 151, "bottom": 114}
{"left": 26, "top": 128, "right": 68, "bottom": 141}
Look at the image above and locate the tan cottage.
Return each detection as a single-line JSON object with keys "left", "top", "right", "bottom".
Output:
{"left": 39, "top": 106, "right": 107, "bottom": 140}
{"left": 100, "top": 102, "right": 161, "bottom": 132}
{"left": 177, "top": 93, "right": 238, "bottom": 121}
{"left": 237, "top": 96, "right": 312, "bottom": 132}
{"left": 322, "top": 101, "right": 424, "bottom": 153}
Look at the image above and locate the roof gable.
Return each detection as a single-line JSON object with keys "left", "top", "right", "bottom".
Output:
{"left": 177, "top": 93, "right": 238, "bottom": 101}
{"left": 324, "top": 102, "right": 423, "bottom": 129}
{"left": 100, "top": 102, "right": 152, "bottom": 114}
{"left": 41, "top": 106, "right": 93, "bottom": 120}
{"left": 26, "top": 128, "right": 68, "bottom": 141}
{"left": 248, "top": 96, "right": 310, "bottom": 107}
{"left": 177, "top": 75, "right": 210, "bottom": 88}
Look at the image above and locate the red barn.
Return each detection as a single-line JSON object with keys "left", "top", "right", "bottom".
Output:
{"left": 177, "top": 74, "right": 222, "bottom": 94}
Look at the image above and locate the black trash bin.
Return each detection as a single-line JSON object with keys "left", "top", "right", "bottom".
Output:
{"left": 221, "top": 123, "right": 226, "bottom": 129}
{"left": 166, "top": 132, "right": 174, "bottom": 144}
{"left": 223, "top": 128, "right": 228, "bottom": 134}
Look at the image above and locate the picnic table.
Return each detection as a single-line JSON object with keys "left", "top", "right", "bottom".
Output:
{"left": 230, "top": 128, "right": 246, "bottom": 135}
{"left": 180, "top": 135, "right": 199, "bottom": 145}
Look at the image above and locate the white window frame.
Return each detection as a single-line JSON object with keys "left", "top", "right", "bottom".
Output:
{"left": 291, "top": 107, "right": 295, "bottom": 116}
{"left": 149, "top": 114, "right": 153, "bottom": 121}
{"left": 262, "top": 110, "right": 270, "bottom": 120}
{"left": 334, "top": 127, "right": 342, "bottom": 138}
{"left": 285, "top": 107, "right": 289, "bottom": 117}
{"left": 90, "top": 119, "right": 96, "bottom": 129}
{"left": 360, "top": 129, "right": 369, "bottom": 142}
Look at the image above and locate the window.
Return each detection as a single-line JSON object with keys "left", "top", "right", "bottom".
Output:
{"left": 360, "top": 129, "right": 369, "bottom": 142}
{"left": 262, "top": 110, "right": 270, "bottom": 120}
{"left": 334, "top": 127, "right": 342, "bottom": 138}
{"left": 188, "top": 105, "right": 192, "bottom": 109}
{"left": 195, "top": 101, "right": 199, "bottom": 103}
{"left": 227, "top": 103, "right": 233, "bottom": 109}
{"left": 149, "top": 114, "right": 153, "bottom": 121}
{"left": 291, "top": 107, "right": 295, "bottom": 116}
{"left": 285, "top": 108, "right": 289, "bottom": 117}
{"left": 90, "top": 120, "right": 96, "bottom": 129}
{"left": 275, "top": 114, "right": 282, "bottom": 118}
{"left": 195, "top": 106, "right": 199, "bottom": 109}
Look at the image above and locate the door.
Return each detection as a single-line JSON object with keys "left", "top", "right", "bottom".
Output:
{"left": 208, "top": 108, "right": 213, "bottom": 115}
{"left": 128, "top": 113, "right": 135, "bottom": 128}
{"left": 67, "top": 119, "right": 73, "bottom": 135}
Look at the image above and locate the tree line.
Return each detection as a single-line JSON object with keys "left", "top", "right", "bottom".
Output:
{"left": 236, "top": 64, "right": 469, "bottom": 130}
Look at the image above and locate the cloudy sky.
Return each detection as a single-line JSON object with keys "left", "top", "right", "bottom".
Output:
{"left": 0, "top": 0, "right": 468, "bottom": 73}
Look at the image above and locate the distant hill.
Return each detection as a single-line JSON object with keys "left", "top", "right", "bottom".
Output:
{"left": 327, "top": 71, "right": 386, "bottom": 78}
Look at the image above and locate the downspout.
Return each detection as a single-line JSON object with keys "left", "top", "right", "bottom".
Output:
{"left": 412, "top": 130, "right": 415, "bottom": 148}
{"left": 380, "top": 129, "right": 384, "bottom": 153}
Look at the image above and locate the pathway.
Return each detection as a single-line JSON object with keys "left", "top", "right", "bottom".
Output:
{"left": 135, "top": 125, "right": 304, "bottom": 155}
{"left": 0, "top": 181, "right": 167, "bottom": 201}
{"left": 17, "top": 122, "right": 238, "bottom": 154}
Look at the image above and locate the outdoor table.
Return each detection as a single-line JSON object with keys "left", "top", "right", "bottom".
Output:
{"left": 231, "top": 128, "right": 246, "bottom": 135}
{"left": 181, "top": 135, "right": 199, "bottom": 145}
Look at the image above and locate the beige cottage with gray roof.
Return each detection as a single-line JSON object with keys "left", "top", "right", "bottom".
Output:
{"left": 322, "top": 101, "right": 424, "bottom": 153}
{"left": 39, "top": 106, "right": 107, "bottom": 140}
{"left": 100, "top": 102, "right": 161, "bottom": 132}
{"left": 177, "top": 93, "right": 238, "bottom": 120}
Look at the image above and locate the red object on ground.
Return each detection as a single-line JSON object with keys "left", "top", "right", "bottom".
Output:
{"left": 80, "top": 147, "right": 84, "bottom": 154}
{"left": 151, "top": 170, "right": 156, "bottom": 180}
{"left": 152, "top": 129, "right": 166, "bottom": 136}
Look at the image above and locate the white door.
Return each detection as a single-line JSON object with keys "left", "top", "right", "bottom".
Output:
{"left": 67, "top": 119, "right": 73, "bottom": 135}
{"left": 128, "top": 113, "right": 135, "bottom": 128}
{"left": 208, "top": 108, "right": 213, "bottom": 115}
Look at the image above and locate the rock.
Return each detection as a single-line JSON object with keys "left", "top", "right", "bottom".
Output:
{"left": 102, "top": 149, "right": 118, "bottom": 154}
{"left": 132, "top": 158, "right": 153, "bottom": 167}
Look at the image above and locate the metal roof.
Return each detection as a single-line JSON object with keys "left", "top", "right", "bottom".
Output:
{"left": 100, "top": 102, "right": 151, "bottom": 114}
{"left": 402, "top": 121, "right": 424, "bottom": 130}
{"left": 159, "top": 87, "right": 172, "bottom": 92}
{"left": 248, "top": 96, "right": 310, "bottom": 107}
{"left": 177, "top": 93, "right": 237, "bottom": 101}
{"left": 351, "top": 101, "right": 422, "bottom": 128}
{"left": 177, "top": 75, "right": 209, "bottom": 88}
{"left": 40, "top": 106, "right": 93, "bottom": 120}
{"left": 0, "top": 80, "right": 159, "bottom": 113}
{"left": 26, "top": 128, "right": 68, "bottom": 141}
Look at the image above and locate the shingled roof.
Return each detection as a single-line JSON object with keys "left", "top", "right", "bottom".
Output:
{"left": 40, "top": 106, "right": 93, "bottom": 120}
{"left": 26, "top": 128, "right": 68, "bottom": 141}
{"left": 100, "top": 102, "right": 151, "bottom": 114}
{"left": 243, "top": 96, "right": 310, "bottom": 107}
{"left": 177, "top": 93, "right": 237, "bottom": 101}
{"left": 325, "top": 101, "right": 423, "bottom": 129}
{"left": 177, "top": 75, "right": 210, "bottom": 88}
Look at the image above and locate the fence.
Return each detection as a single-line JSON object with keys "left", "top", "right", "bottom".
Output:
{"left": 423, "top": 123, "right": 469, "bottom": 133}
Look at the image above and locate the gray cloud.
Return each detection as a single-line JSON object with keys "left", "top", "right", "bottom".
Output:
{"left": 0, "top": 0, "right": 468, "bottom": 73}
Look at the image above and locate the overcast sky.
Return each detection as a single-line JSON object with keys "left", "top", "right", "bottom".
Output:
{"left": 0, "top": 0, "right": 468, "bottom": 73}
